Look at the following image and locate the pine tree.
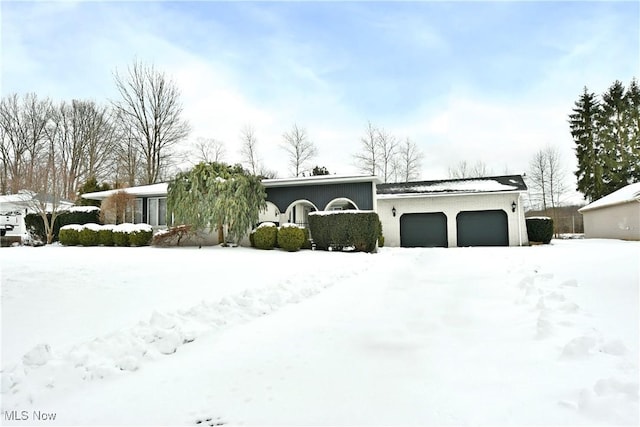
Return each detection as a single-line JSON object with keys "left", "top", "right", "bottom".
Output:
{"left": 167, "top": 162, "right": 266, "bottom": 245}
{"left": 599, "top": 80, "right": 631, "bottom": 194}
{"left": 570, "top": 87, "right": 604, "bottom": 201}
{"left": 626, "top": 78, "right": 640, "bottom": 182}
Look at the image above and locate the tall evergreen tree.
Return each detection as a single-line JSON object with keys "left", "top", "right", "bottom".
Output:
{"left": 599, "top": 80, "right": 631, "bottom": 194}
{"left": 626, "top": 78, "right": 640, "bottom": 181}
{"left": 570, "top": 87, "right": 603, "bottom": 201}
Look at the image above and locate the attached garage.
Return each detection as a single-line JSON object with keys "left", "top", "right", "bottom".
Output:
{"left": 456, "top": 210, "right": 508, "bottom": 246}
{"left": 376, "top": 175, "right": 530, "bottom": 248}
{"left": 400, "top": 212, "right": 448, "bottom": 247}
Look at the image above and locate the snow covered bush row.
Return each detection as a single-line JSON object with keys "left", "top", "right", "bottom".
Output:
{"left": 250, "top": 222, "right": 308, "bottom": 252}
{"left": 59, "top": 223, "right": 154, "bottom": 247}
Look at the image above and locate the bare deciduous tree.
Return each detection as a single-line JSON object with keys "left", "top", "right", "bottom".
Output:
{"left": 353, "top": 121, "right": 379, "bottom": 176}
{"left": 376, "top": 127, "right": 398, "bottom": 183}
{"left": 394, "top": 137, "right": 423, "bottom": 182}
{"left": 239, "top": 125, "right": 260, "bottom": 175}
{"left": 191, "top": 137, "right": 226, "bottom": 165}
{"left": 448, "top": 160, "right": 491, "bottom": 179}
{"left": 281, "top": 124, "right": 317, "bottom": 177}
{"left": 529, "top": 145, "right": 568, "bottom": 213}
{"left": 0, "top": 93, "right": 52, "bottom": 193}
{"left": 112, "top": 60, "right": 190, "bottom": 185}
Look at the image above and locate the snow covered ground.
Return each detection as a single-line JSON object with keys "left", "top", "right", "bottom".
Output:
{"left": 1, "top": 240, "right": 638, "bottom": 426}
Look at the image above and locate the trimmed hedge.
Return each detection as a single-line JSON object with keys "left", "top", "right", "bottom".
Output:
{"left": 78, "top": 227, "right": 99, "bottom": 246}
{"left": 129, "top": 229, "right": 153, "bottom": 246}
{"left": 254, "top": 222, "right": 277, "bottom": 249}
{"left": 277, "top": 224, "right": 306, "bottom": 252}
{"left": 58, "top": 223, "right": 153, "bottom": 247}
{"left": 59, "top": 227, "right": 80, "bottom": 246}
{"left": 25, "top": 207, "right": 101, "bottom": 243}
{"left": 308, "top": 210, "right": 380, "bottom": 253}
{"left": 526, "top": 217, "right": 554, "bottom": 244}
{"left": 113, "top": 231, "right": 129, "bottom": 246}
{"left": 98, "top": 227, "right": 115, "bottom": 246}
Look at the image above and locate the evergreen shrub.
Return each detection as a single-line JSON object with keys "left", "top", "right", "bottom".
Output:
{"left": 98, "top": 228, "right": 115, "bottom": 246}
{"left": 526, "top": 217, "right": 554, "bottom": 244}
{"left": 309, "top": 211, "right": 380, "bottom": 253}
{"left": 253, "top": 222, "right": 277, "bottom": 249}
{"left": 59, "top": 226, "right": 80, "bottom": 246}
{"left": 249, "top": 229, "right": 256, "bottom": 248}
{"left": 78, "top": 226, "right": 100, "bottom": 246}
{"left": 277, "top": 224, "right": 305, "bottom": 252}
{"left": 129, "top": 229, "right": 153, "bottom": 246}
{"left": 113, "top": 231, "right": 129, "bottom": 246}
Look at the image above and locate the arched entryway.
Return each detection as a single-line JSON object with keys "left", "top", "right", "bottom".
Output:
{"left": 259, "top": 201, "right": 281, "bottom": 225}
{"left": 284, "top": 200, "right": 318, "bottom": 228}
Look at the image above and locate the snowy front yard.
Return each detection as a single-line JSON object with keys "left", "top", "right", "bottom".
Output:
{"left": 1, "top": 240, "right": 638, "bottom": 426}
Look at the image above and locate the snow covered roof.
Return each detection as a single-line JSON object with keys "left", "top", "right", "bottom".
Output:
{"left": 81, "top": 183, "right": 169, "bottom": 201}
{"left": 377, "top": 175, "right": 527, "bottom": 198}
{"left": 578, "top": 183, "right": 640, "bottom": 213}
{"left": 262, "top": 174, "right": 381, "bottom": 187}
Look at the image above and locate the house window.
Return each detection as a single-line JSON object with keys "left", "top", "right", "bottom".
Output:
{"left": 148, "top": 197, "right": 167, "bottom": 226}
{"left": 134, "top": 199, "right": 143, "bottom": 224}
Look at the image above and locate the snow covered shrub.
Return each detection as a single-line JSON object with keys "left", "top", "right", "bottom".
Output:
{"left": 129, "top": 229, "right": 153, "bottom": 246}
{"left": 309, "top": 211, "right": 380, "bottom": 253}
{"left": 253, "top": 222, "right": 277, "bottom": 249}
{"left": 59, "top": 226, "right": 80, "bottom": 246}
{"left": 113, "top": 230, "right": 129, "bottom": 246}
{"left": 526, "top": 217, "right": 554, "bottom": 244}
{"left": 78, "top": 226, "right": 100, "bottom": 246}
{"left": 277, "top": 224, "right": 305, "bottom": 252}
{"left": 98, "top": 227, "right": 114, "bottom": 246}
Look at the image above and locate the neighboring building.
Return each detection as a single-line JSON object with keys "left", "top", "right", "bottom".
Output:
{"left": 377, "top": 175, "right": 529, "bottom": 247}
{"left": 82, "top": 174, "right": 531, "bottom": 247}
{"left": 578, "top": 183, "right": 640, "bottom": 241}
{"left": 0, "top": 191, "right": 74, "bottom": 245}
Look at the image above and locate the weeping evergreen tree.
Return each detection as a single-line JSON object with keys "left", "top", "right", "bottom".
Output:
{"left": 167, "top": 162, "right": 266, "bottom": 245}
{"left": 570, "top": 87, "right": 603, "bottom": 202}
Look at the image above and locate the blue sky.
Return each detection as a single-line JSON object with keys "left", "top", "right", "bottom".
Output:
{"left": 2, "top": 1, "right": 638, "bottom": 200}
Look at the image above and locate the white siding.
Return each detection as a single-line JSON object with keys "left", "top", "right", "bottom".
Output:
{"left": 582, "top": 202, "right": 640, "bottom": 241}
{"left": 378, "top": 192, "right": 529, "bottom": 247}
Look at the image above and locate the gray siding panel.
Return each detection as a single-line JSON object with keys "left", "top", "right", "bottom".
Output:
{"left": 266, "top": 182, "right": 374, "bottom": 212}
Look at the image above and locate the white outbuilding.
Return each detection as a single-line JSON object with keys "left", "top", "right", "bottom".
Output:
{"left": 578, "top": 183, "right": 640, "bottom": 241}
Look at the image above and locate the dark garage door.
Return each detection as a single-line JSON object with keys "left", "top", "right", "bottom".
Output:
{"left": 400, "top": 213, "right": 448, "bottom": 247}
{"left": 456, "top": 210, "right": 508, "bottom": 247}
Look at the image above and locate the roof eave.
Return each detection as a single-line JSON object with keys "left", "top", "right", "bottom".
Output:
{"left": 377, "top": 189, "right": 528, "bottom": 199}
